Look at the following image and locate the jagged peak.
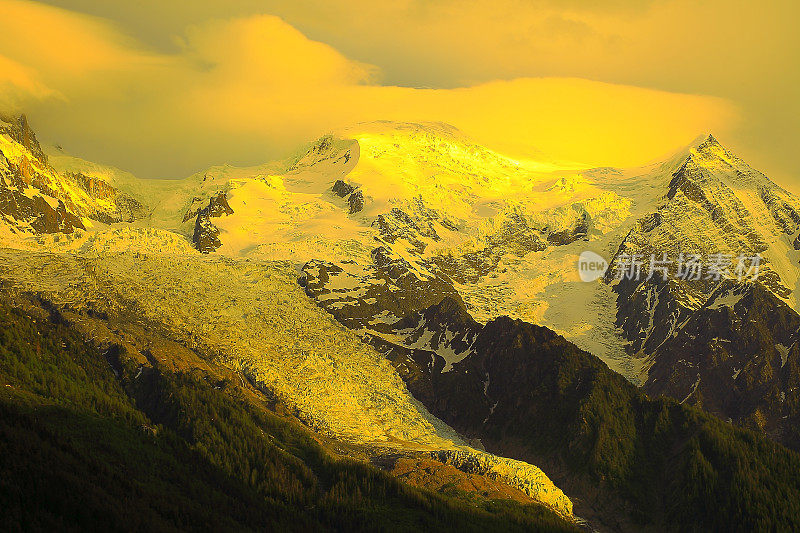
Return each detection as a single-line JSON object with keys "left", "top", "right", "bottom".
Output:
{"left": 0, "top": 113, "right": 47, "bottom": 164}
{"left": 694, "top": 133, "right": 728, "bottom": 155}
{"left": 662, "top": 132, "right": 744, "bottom": 181}
{"left": 675, "top": 132, "right": 725, "bottom": 159}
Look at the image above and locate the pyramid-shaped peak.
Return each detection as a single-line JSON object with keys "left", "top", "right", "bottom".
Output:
{"left": 698, "top": 133, "right": 723, "bottom": 149}
{"left": 665, "top": 131, "right": 786, "bottom": 194}
{"left": 691, "top": 133, "right": 735, "bottom": 164}
{"left": 677, "top": 133, "right": 730, "bottom": 163}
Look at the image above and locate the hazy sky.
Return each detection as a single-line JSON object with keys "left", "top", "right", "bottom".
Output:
{"left": 0, "top": 0, "right": 796, "bottom": 188}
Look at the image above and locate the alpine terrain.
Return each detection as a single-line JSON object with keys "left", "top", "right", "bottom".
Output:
{"left": 3, "top": 114, "right": 800, "bottom": 531}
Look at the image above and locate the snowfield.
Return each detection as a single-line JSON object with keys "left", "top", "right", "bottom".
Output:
{"left": 0, "top": 241, "right": 572, "bottom": 514}
{"left": 12, "top": 122, "right": 800, "bottom": 384}
{"left": 5, "top": 118, "right": 800, "bottom": 518}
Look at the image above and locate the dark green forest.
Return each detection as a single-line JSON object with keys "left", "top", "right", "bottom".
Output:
{"left": 6, "top": 293, "right": 800, "bottom": 533}
{"left": 0, "top": 299, "right": 576, "bottom": 533}
{"left": 442, "top": 317, "right": 800, "bottom": 532}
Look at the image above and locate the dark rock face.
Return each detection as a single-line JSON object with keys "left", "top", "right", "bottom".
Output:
{"left": 433, "top": 317, "right": 607, "bottom": 434}
{"left": 0, "top": 147, "right": 84, "bottom": 234}
{"left": 192, "top": 191, "right": 233, "bottom": 253}
{"left": 193, "top": 216, "right": 222, "bottom": 253}
{"left": 365, "top": 297, "right": 481, "bottom": 405}
{"left": 399, "top": 296, "right": 479, "bottom": 356}
{"left": 0, "top": 114, "right": 47, "bottom": 164}
{"left": 431, "top": 250, "right": 500, "bottom": 285}
{"left": 203, "top": 191, "right": 233, "bottom": 218}
{"left": 610, "top": 275, "right": 704, "bottom": 355}
{"left": 373, "top": 206, "right": 442, "bottom": 253}
{"left": 546, "top": 212, "right": 589, "bottom": 246}
{"left": 600, "top": 134, "right": 800, "bottom": 453}
{"left": 331, "top": 180, "right": 364, "bottom": 214}
{"left": 374, "top": 314, "right": 608, "bottom": 448}
{"left": 348, "top": 189, "right": 364, "bottom": 214}
{"left": 609, "top": 247, "right": 800, "bottom": 452}
{"left": 332, "top": 179, "right": 354, "bottom": 197}
{"left": 0, "top": 187, "right": 84, "bottom": 234}
{"left": 301, "top": 251, "right": 463, "bottom": 334}
{"left": 643, "top": 281, "right": 800, "bottom": 449}
{"left": 68, "top": 172, "right": 147, "bottom": 223}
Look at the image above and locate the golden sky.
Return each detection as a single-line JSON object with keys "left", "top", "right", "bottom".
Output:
{"left": 0, "top": 0, "right": 796, "bottom": 187}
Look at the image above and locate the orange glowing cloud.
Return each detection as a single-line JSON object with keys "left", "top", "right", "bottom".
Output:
{"left": 0, "top": 0, "right": 164, "bottom": 78}
{"left": 0, "top": 53, "right": 59, "bottom": 109}
{"left": 179, "top": 15, "right": 377, "bottom": 88}
{"left": 0, "top": 1, "right": 739, "bottom": 178}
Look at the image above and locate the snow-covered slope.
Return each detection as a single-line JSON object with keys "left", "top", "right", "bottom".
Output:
{"left": 0, "top": 241, "right": 572, "bottom": 514}
{"left": 9, "top": 119, "right": 800, "bottom": 379}
{"left": 5, "top": 115, "right": 800, "bottom": 495}
{"left": 1, "top": 117, "right": 576, "bottom": 516}
{"left": 22, "top": 120, "right": 800, "bottom": 381}
{"left": 286, "top": 127, "right": 800, "bottom": 384}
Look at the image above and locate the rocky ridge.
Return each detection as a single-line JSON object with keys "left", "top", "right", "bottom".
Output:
{"left": 0, "top": 115, "right": 147, "bottom": 235}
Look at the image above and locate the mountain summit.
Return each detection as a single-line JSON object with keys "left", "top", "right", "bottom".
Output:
{"left": 4, "top": 117, "right": 800, "bottom": 530}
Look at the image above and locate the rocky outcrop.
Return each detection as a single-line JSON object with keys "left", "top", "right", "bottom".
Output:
{"left": 356, "top": 297, "right": 481, "bottom": 405}
{"left": 373, "top": 205, "right": 442, "bottom": 253}
{"left": 387, "top": 455, "right": 534, "bottom": 503}
{"left": 68, "top": 172, "right": 146, "bottom": 223}
{"left": 332, "top": 179, "right": 354, "bottom": 197}
{"left": 398, "top": 296, "right": 479, "bottom": 357}
{"left": 191, "top": 191, "right": 233, "bottom": 253}
{"left": 0, "top": 186, "right": 84, "bottom": 233}
{"left": 546, "top": 212, "right": 589, "bottom": 245}
{"left": 301, "top": 248, "right": 463, "bottom": 334}
{"left": 0, "top": 148, "right": 84, "bottom": 234}
{"left": 348, "top": 189, "right": 364, "bottom": 214}
{"left": 0, "top": 114, "right": 47, "bottom": 164}
{"left": 0, "top": 116, "right": 83, "bottom": 233}
{"left": 331, "top": 179, "right": 364, "bottom": 214}
{"left": 430, "top": 450, "right": 573, "bottom": 516}
{"left": 0, "top": 115, "right": 149, "bottom": 233}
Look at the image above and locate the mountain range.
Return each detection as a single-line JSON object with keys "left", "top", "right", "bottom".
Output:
{"left": 2, "top": 114, "right": 800, "bottom": 531}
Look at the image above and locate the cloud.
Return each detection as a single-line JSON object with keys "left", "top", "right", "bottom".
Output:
{"left": 0, "top": 1, "right": 738, "bottom": 178}
{"left": 179, "top": 15, "right": 377, "bottom": 88}
{"left": 0, "top": 0, "right": 164, "bottom": 79}
{"left": 0, "top": 54, "right": 60, "bottom": 110}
